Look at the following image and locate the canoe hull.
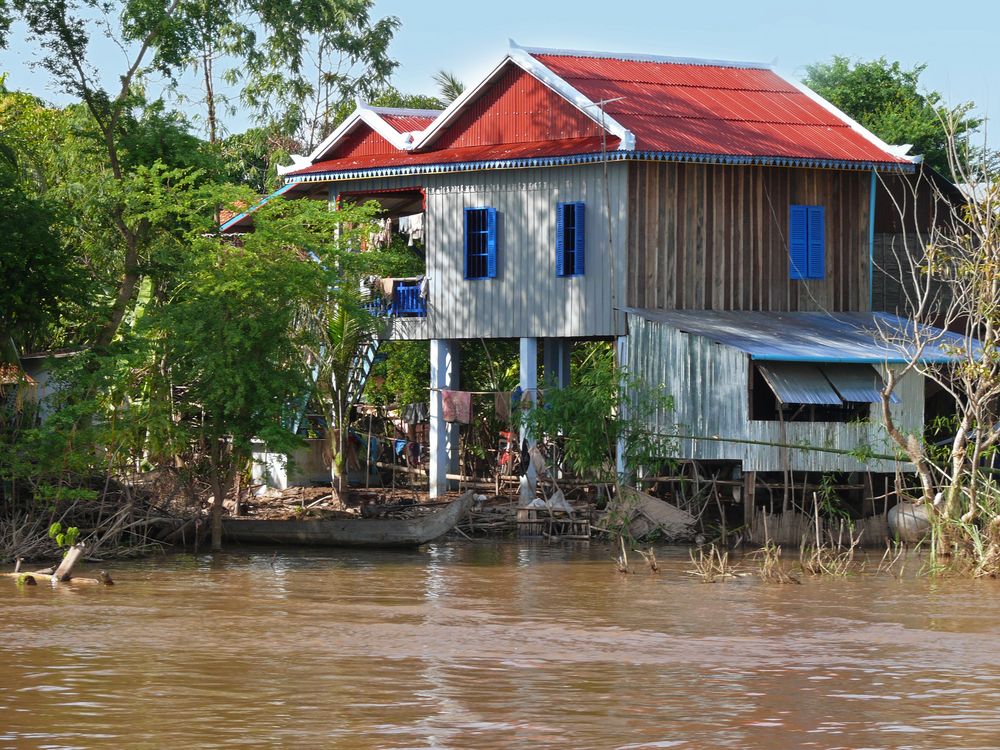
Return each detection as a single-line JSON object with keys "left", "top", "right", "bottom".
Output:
{"left": 221, "top": 492, "right": 473, "bottom": 548}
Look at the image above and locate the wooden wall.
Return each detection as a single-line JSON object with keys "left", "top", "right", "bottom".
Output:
{"left": 627, "top": 162, "right": 872, "bottom": 313}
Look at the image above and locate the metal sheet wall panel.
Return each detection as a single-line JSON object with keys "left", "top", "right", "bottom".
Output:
{"left": 626, "top": 315, "right": 923, "bottom": 473}
{"left": 822, "top": 364, "right": 896, "bottom": 404}
{"left": 757, "top": 363, "right": 842, "bottom": 405}
{"left": 327, "top": 162, "right": 628, "bottom": 340}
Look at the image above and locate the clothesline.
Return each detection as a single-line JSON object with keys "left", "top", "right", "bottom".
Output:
{"left": 427, "top": 386, "right": 541, "bottom": 395}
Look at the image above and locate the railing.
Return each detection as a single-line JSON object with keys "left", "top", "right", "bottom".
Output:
{"left": 393, "top": 282, "right": 426, "bottom": 317}
{"left": 364, "top": 280, "right": 426, "bottom": 318}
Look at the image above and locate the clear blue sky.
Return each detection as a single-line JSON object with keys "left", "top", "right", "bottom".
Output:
{"left": 376, "top": 0, "right": 998, "bottom": 146}
{"left": 3, "top": 0, "right": 997, "bottom": 146}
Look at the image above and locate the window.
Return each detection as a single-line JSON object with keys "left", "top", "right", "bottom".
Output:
{"left": 749, "top": 362, "right": 893, "bottom": 423}
{"left": 556, "top": 202, "right": 585, "bottom": 276}
{"left": 789, "top": 205, "right": 825, "bottom": 280}
{"left": 464, "top": 207, "right": 497, "bottom": 279}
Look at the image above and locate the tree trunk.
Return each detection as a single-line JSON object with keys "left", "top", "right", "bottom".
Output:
{"left": 210, "top": 473, "right": 225, "bottom": 552}
{"left": 330, "top": 428, "right": 349, "bottom": 504}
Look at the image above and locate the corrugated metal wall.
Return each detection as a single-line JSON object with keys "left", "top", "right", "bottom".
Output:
{"left": 627, "top": 315, "right": 923, "bottom": 473}
{"left": 329, "top": 162, "right": 628, "bottom": 340}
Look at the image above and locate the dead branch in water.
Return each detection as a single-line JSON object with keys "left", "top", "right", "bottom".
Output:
{"left": 686, "top": 544, "right": 740, "bottom": 582}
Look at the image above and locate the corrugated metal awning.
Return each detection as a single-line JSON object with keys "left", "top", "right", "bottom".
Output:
{"left": 623, "top": 309, "right": 975, "bottom": 364}
{"left": 757, "top": 363, "right": 842, "bottom": 405}
{"left": 822, "top": 364, "right": 899, "bottom": 404}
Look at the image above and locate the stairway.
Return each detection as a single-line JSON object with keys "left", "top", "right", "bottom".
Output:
{"left": 345, "top": 335, "right": 380, "bottom": 405}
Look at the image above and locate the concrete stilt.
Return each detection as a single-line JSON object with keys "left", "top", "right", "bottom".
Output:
{"left": 429, "top": 339, "right": 459, "bottom": 498}
{"left": 615, "top": 335, "right": 629, "bottom": 479}
{"left": 519, "top": 337, "right": 538, "bottom": 447}
{"left": 519, "top": 337, "right": 539, "bottom": 489}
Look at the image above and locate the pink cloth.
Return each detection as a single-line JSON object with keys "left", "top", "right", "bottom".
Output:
{"left": 440, "top": 389, "right": 472, "bottom": 424}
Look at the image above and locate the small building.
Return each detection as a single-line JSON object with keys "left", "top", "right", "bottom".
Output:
{"left": 229, "top": 42, "right": 962, "bottom": 507}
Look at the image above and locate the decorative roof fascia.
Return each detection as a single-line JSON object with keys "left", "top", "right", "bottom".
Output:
{"left": 284, "top": 149, "right": 916, "bottom": 185}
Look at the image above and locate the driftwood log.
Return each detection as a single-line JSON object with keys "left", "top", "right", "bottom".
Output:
{"left": 3, "top": 543, "right": 114, "bottom": 585}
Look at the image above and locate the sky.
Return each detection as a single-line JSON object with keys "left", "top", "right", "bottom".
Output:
{"left": 2, "top": 0, "right": 998, "bottom": 146}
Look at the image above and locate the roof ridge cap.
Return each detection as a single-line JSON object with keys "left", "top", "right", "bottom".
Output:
{"left": 369, "top": 106, "right": 443, "bottom": 117}
{"left": 522, "top": 45, "right": 771, "bottom": 70}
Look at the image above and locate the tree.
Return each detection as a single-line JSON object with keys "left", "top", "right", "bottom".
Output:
{"left": 520, "top": 344, "right": 674, "bottom": 482}
{"left": 804, "top": 56, "right": 980, "bottom": 174}
{"left": 876, "top": 123, "right": 1000, "bottom": 565}
{"left": 0, "top": 132, "right": 76, "bottom": 359}
{"left": 4, "top": 0, "right": 398, "bottom": 348}
{"left": 432, "top": 70, "right": 465, "bottom": 105}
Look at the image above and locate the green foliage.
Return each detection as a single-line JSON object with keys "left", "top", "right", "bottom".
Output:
{"left": 0, "top": 138, "right": 77, "bottom": 356}
{"left": 520, "top": 344, "right": 676, "bottom": 481}
{"left": 47, "top": 522, "right": 79, "bottom": 548}
{"left": 803, "top": 56, "right": 980, "bottom": 174}
{"left": 816, "top": 473, "right": 850, "bottom": 521}
{"left": 432, "top": 71, "right": 465, "bottom": 105}
{"left": 366, "top": 341, "right": 430, "bottom": 407}
{"left": 219, "top": 126, "right": 299, "bottom": 195}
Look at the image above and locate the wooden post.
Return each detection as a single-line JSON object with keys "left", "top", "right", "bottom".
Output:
{"left": 862, "top": 472, "right": 875, "bottom": 517}
{"left": 743, "top": 470, "right": 756, "bottom": 540}
{"left": 53, "top": 543, "right": 85, "bottom": 582}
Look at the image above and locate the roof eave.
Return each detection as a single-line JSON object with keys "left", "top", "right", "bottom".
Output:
{"left": 284, "top": 149, "right": 916, "bottom": 184}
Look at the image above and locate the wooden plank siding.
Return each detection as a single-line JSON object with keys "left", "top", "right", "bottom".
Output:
{"left": 627, "top": 162, "right": 872, "bottom": 313}
{"left": 326, "top": 162, "right": 628, "bottom": 341}
{"left": 627, "top": 315, "right": 921, "bottom": 473}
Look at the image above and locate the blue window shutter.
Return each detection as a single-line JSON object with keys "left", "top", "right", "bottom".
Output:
{"left": 789, "top": 205, "right": 807, "bottom": 280}
{"left": 463, "top": 208, "right": 470, "bottom": 279}
{"left": 807, "top": 205, "right": 825, "bottom": 279}
{"left": 574, "top": 201, "right": 585, "bottom": 275}
{"left": 486, "top": 207, "right": 497, "bottom": 278}
{"left": 555, "top": 203, "right": 565, "bottom": 276}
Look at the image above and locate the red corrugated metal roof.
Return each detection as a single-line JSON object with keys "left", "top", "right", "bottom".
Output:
{"left": 380, "top": 113, "right": 438, "bottom": 133}
{"left": 288, "top": 136, "right": 618, "bottom": 177}
{"left": 532, "top": 53, "right": 908, "bottom": 164}
{"left": 429, "top": 65, "right": 603, "bottom": 149}
{"left": 332, "top": 125, "right": 400, "bottom": 158}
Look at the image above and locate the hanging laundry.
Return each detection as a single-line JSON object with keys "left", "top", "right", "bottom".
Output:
{"left": 406, "top": 441, "right": 421, "bottom": 467}
{"left": 407, "top": 213, "right": 424, "bottom": 245}
{"left": 418, "top": 275, "right": 429, "bottom": 300}
{"left": 494, "top": 390, "right": 513, "bottom": 424}
{"left": 402, "top": 402, "right": 429, "bottom": 426}
{"left": 378, "top": 277, "right": 396, "bottom": 299}
{"left": 440, "top": 389, "right": 472, "bottom": 424}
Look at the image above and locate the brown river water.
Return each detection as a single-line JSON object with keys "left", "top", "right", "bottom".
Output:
{"left": 2, "top": 542, "right": 1000, "bottom": 749}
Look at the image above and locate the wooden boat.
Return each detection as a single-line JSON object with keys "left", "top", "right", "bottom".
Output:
{"left": 221, "top": 491, "right": 473, "bottom": 548}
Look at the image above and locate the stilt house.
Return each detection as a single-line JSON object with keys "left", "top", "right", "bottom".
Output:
{"left": 228, "top": 42, "right": 966, "bottom": 505}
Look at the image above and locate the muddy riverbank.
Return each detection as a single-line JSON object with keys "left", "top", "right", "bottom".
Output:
{"left": 2, "top": 543, "right": 1000, "bottom": 749}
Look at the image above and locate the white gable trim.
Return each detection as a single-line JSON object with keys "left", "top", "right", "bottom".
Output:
{"left": 509, "top": 41, "right": 634, "bottom": 151}
{"left": 301, "top": 104, "right": 414, "bottom": 165}
{"left": 413, "top": 41, "right": 635, "bottom": 152}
